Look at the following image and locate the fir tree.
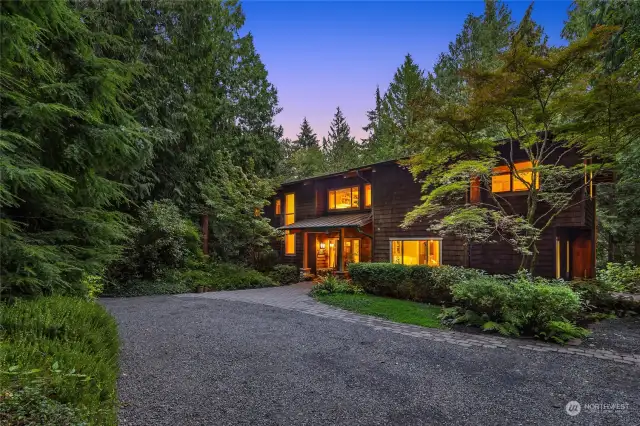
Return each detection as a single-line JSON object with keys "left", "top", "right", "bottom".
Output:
{"left": 293, "top": 118, "right": 319, "bottom": 150}
{"left": 323, "top": 107, "right": 360, "bottom": 172}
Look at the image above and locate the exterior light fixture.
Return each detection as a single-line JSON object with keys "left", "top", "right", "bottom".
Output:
{"left": 320, "top": 242, "right": 326, "bottom": 249}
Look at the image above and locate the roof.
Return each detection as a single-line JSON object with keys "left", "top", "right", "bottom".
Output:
{"left": 280, "top": 157, "right": 410, "bottom": 187}
{"left": 278, "top": 213, "right": 372, "bottom": 231}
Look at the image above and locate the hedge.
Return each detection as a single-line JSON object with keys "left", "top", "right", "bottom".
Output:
{"left": 348, "top": 262, "right": 483, "bottom": 304}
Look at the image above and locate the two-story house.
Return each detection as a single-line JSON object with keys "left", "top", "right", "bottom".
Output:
{"left": 265, "top": 148, "right": 598, "bottom": 280}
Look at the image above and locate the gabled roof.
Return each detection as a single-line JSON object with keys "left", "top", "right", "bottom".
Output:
{"left": 278, "top": 213, "right": 372, "bottom": 231}
{"left": 280, "top": 157, "right": 410, "bottom": 187}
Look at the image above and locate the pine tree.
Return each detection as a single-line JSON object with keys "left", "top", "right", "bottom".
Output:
{"left": 293, "top": 118, "right": 319, "bottom": 150}
{"left": 361, "top": 86, "right": 384, "bottom": 163}
{"left": 324, "top": 107, "right": 360, "bottom": 172}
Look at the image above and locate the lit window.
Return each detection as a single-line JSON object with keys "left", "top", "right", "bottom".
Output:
{"left": 275, "top": 198, "right": 281, "bottom": 215}
{"left": 328, "top": 186, "right": 359, "bottom": 210}
{"left": 391, "top": 240, "right": 441, "bottom": 266}
{"left": 285, "top": 231, "right": 295, "bottom": 255}
{"left": 364, "top": 184, "right": 372, "bottom": 208}
{"left": 492, "top": 161, "right": 539, "bottom": 193}
{"left": 254, "top": 208, "right": 260, "bottom": 217}
{"left": 285, "top": 193, "right": 295, "bottom": 225}
{"left": 284, "top": 193, "right": 295, "bottom": 255}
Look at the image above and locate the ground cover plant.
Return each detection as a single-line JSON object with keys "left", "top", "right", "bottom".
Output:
{"left": 0, "top": 296, "right": 119, "bottom": 425}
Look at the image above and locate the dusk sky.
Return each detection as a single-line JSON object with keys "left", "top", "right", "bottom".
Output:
{"left": 241, "top": 1, "right": 572, "bottom": 141}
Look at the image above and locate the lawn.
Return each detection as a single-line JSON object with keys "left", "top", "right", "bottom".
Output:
{"left": 315, "top": 293, "right": 443, "bottom": 328}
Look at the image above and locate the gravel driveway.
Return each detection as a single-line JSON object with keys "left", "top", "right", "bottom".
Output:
{"left": 102, "top": 286, "right": 640, "bottom": 426}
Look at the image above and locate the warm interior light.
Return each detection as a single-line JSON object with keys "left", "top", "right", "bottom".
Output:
{"left": 329, "top": 242, "right": 334, "bottom": 248}
{"left": 320, "top": 242, "right": 326, "bottom": 249}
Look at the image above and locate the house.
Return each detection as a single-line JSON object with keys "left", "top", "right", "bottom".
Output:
{"left": 265, "top": 150, "right": 598, "bottom": 280}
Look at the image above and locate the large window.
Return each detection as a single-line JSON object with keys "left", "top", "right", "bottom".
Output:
{"left": 328, "top": 186, "right": 359, "bottom": 210}
{"left": 285, "top": 193, "right": 295, "bottom": 255}
{"left": 391, "top": 239, "right": 441, "bottom": 266}
{"left": 492, "top": 161, "right": 539, "bottom": 193}
{"left": 364, "top": 184, "right": 372, "bottom": 208}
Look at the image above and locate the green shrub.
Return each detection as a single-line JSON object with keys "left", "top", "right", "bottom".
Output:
{"left": 348, "top": 263, "right": 409, "bottom": 298}
{"left": 348, "top": 263, "right": 483, "bottom": 304}
{"left": 0, "top": 297, "right": 119, "bottom": 425}
{"left": 105, "top": 200, "right": 202, "bottom": 287}
{"left": 178, "top": 263, "right": 276, "bottom": 291}
{"left": 597, "top": 262, "right": 640, "bottom": 293}
{"left": 310, "top": 276, "right": 363, "bottom": 296}
{"left": 450, "top": 273, "right": 587, "bottom": 342}
{"left": 268, "top": 265, "right": 300, "bottom": 286}
{"left": 102, "top": 278, "right": 191, "bottom": 297}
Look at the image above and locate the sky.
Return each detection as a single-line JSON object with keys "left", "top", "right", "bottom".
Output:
{"left": 241, "top": 1, "right": 572, "bottom": 141}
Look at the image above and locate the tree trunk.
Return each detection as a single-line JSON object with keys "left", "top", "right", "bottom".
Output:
{"left": 634, "top": 237, "right": 640, "bottom": 265}
{"left": 201, "top": 214, "right": 209, "bottom": 255}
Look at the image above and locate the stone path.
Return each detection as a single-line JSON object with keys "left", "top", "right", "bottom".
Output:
{"left": 179, "top": 282, "right": 640, "bottom": 366}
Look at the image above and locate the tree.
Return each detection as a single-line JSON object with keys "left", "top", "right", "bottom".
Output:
{"left": 403, "top": 7, "right": 630, "bottom": 272}
{"left": 563, "top": 0, "right": 640, "bottom": 263}
{"left": 293, "top": 117, "right": 319, "bottom": 150}
{"left": 431, "top": 0, "right": 513, "bottom": 102}
{"left": 323, "top": 107, "right": 361, "bottom": 172}
{"left": 1, "top": 0, "right": 152, "bottom": 297}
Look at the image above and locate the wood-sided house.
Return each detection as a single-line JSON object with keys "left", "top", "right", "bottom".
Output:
{"left": 265, "top": 146, "right": 598, "bottom": 280}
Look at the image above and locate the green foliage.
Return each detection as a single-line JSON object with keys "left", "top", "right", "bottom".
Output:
{"left": 268, "top": 265, "right": 300, "bottom": 286}
{"left": 348, "top": 263, "right": 484, "bottom": 304}
{"left": 179, "top": 263, "right": 276, "bottom": 292}
{"left": 102, "top": 278, "right": 191, "bottom": 298}
{"left": 316, "top": 293, "right": 442, "bottom": 329}
{"left": 450, "top": 273, "right": 588, "bottom": 342}
{"left": 310, "top": 275, "right": 363, "bottom": 296}
{"left": 0, "top": 297, "right": 119, "bottom": 424}
{"left": 597, "top": 262, "right": 640, "bottom": 293}
{"left": 0, "top": 0, "right": 152, "bottom": 298}
{"left": 105, "top": 200, "right": 201, "bottom": 286}
{"left": 322, "top": 107, "right": 361, "bottom": 173}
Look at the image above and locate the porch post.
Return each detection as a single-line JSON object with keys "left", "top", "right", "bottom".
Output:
{"left": 337, "top": 228, "right": 344, "bottom": 272}
{"left": 303, "top": 231, "right": 308, "bottom": 270}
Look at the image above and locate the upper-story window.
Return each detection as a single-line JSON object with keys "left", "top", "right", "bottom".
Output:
{"left": 329, "top": 186, "right": 359, "bottom": 210}
{"left": 492, "top": 161, "right": 539, "bottom": 193}
{"left": 284, "top": 193, "right": 295, "bottom": 255}
{"left": 364, "top": 184, "right": 372, "bottom": 208}
{"left": 275, "top": 198, "right": 281, "bottom": 215}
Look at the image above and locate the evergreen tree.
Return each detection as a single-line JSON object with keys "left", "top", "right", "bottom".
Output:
{"left": 361, "top": 86, "right": 385, "bottom": 163}
{"left": 323, "top": 107, "right": 360, "bottom": 172}
{"left": 1, "top": 0, "right": 152, "bottom": 297}
{"left": 377, "top": 54, "right": 428, "bottom": 159}
{"left": 431, "top": 0, "right": 513, "bottom": 101}
{"left": 293, "top": 118, "right": 319, "bottom": 150}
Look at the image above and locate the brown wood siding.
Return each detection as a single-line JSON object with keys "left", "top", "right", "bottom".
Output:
{"left": 371, "top": 163, "right": 467, "bottom": 266}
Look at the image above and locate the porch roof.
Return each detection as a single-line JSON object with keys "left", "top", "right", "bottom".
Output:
{"left": 278, "top": 213, "right": 372, "bottom": 231}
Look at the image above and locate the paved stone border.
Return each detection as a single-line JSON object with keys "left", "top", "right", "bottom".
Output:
{"left": 178, "top": 283, "right": 640, "bottom": 367}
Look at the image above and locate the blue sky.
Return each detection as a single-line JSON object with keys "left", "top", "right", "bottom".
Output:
{"left": 241, "top": 1, "right": 573, "bottom": 141}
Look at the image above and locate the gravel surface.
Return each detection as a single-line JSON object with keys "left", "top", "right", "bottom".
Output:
{"left": 586, "top": 316, "right": 640, "bottom": 355}
{"left": 102, "top": 295, "right": 640, "bottom": 426}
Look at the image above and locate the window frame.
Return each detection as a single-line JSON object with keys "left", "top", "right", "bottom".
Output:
{"left": 364, "top": 184, "right": 372, "bottom": 208}
{"left": 284, "top": 193, "right": 295, "bottom": 256}
{"left": 327, "top": 185, "right": 360, "bottom": 211}
{"left": 491, "top": 161, "right": 539, "bottom": 193}
{"left": 389, "top": 237, "right": 443, "bottom": 266}
{"left": 275, "top": 198, "right": 281, "bottom": 215}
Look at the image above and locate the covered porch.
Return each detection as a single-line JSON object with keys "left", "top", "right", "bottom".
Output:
{"left": 279, "top": 213, "right": 373, "bottom": 275}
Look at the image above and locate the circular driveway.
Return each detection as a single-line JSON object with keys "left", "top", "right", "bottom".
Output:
{"left": 102, "top": 285, "right": 640, "bottom": 425}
